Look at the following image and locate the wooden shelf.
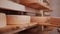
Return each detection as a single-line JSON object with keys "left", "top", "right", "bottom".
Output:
{"left": 31, "top": 16, "right": 60, "bottom": 27}
{"left": 37, "top": 23, "right": 60, "bottom": 27}
{"left": 0, "top": 0, "right": 25, "bottom": 12}
{"left": 0, "top": 0, "right": 52, "bottom": 12}
{"left": 0, "top": 23, "right": 37, "bottom": 34}
{"left": 20, "top": 0, "right": 51, "bottom": 10}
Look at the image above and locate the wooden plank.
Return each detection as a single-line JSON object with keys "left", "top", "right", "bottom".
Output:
{"left": 0, "top": 23, "right": 37, "bottom": 34}
{"left": 0, "top": 0, "right": 25, "bottom": 11}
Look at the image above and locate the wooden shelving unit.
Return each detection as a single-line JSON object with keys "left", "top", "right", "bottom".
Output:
{"left": 0, "top": 0, "right": 54, "bottom": 34}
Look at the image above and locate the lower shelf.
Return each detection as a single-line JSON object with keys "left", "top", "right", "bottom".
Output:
{"left": 38, "top": 23, "right": 60, "bottom": 27}
{"left": 0, "top": 22, "right": 59, "bottom": 34}
{"left": 0, "top": 23, "right": 37, "bottom": 34}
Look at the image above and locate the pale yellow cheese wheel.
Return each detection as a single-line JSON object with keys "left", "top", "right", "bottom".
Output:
{"left": 0, "top": 13, "right": 6, "bottom": 28}
{"left": 7, "top": 15, "right": 30, "bottom": 25}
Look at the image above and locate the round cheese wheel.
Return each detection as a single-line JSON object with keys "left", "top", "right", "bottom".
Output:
{"left": 0, "top": 13, "right": 6, "bottom": 28}
{"left": 7, "top": 15, "right": 30, "bottom": 25}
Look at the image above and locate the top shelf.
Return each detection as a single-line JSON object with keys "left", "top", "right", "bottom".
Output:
{"left": 0, "top": 0, "right": 25, "bottom": 12}
{"left": 0, "top": 0, "right": 52, "bottom": 13}
{"left": 20, "top": 0, "right": 51, "bottom": 10}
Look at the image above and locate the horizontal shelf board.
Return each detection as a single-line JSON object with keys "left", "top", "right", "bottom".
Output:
{"left": 0, "top": 0, "right": 25, "bottom": 11}
{"left": 0, "top": 23, "right": 37, "bottom": 34}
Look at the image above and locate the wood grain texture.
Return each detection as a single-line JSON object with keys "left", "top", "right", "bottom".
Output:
{"left": 31, "top": 16, "right": 60, "bottom": 26}
{"left": 31, "top": 16, "right": 51, "bottom": 23}
{"left": 50, "top": 17, "right": 60, "bottom": 26}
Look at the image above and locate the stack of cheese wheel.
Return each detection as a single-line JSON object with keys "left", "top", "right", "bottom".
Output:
{"left": 7, "top": 15, "right": 30, "bottom": 27}
{"left": 0, "top": 13, "right": 6, "bottom": 28}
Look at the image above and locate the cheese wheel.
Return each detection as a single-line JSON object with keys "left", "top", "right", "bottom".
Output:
{"left": 0, "top": 13, "right": 6, "bottom": 28}
{"left": 7, "top": 15, "right": 30, "bottom": 25}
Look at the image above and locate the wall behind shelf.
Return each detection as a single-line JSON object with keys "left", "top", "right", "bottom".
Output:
{"left": 49, "top": 0, "right": 60, "bottom": 17}
{"left": 48, "top": 0, "right": 60, "bottom": 34}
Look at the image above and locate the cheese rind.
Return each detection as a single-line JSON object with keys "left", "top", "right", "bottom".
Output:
{"left": 0, "top": 13, "right": 6, "bottom": 28}
{"left": 7, "top": 15, "right": 30, "bottom": 25}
